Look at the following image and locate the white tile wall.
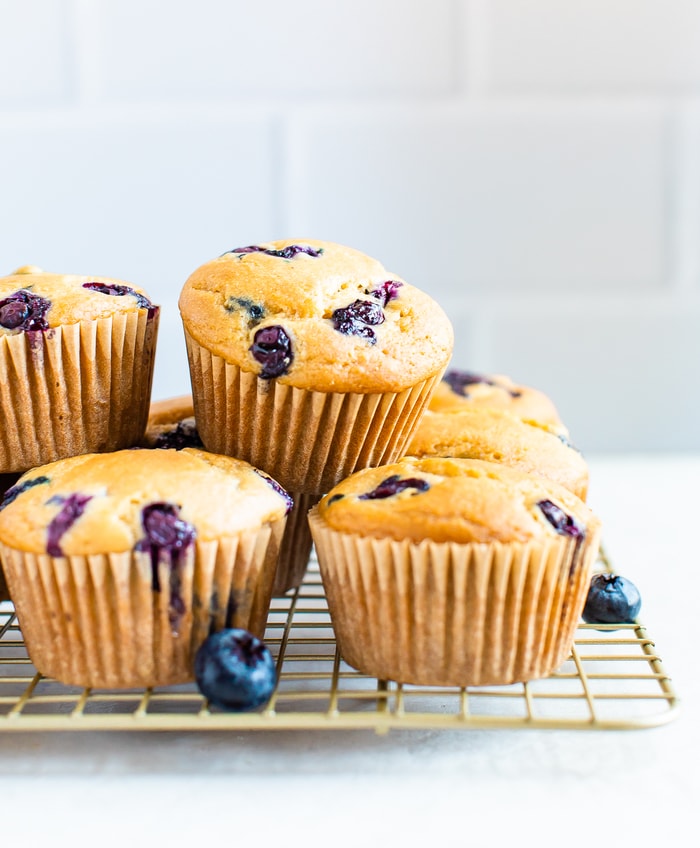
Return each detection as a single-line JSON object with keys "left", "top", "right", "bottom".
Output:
{"left": 0, "top": 0, "right": 698, "bottom": 452}
{"left": 95, "top": 0, "right": 457, "bottom": 100}
{"left": 0, "top": 0, "right": 74, "bottom": 104}
{"left": 486, "top": 0, "right": 700, "bottom": 90}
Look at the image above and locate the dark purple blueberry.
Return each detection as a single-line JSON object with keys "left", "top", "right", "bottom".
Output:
{"left": 194, "top": 628, "right": 276, "bottom": 712}
{"left": 226, "top": 244, "right": 323, "bottom": 259}
{"left": 331, "top": 299, "right": 385, "bottom": 344}
{"left": 443, "top": 370, "right": 494, "bottom": 398}
{"left": 252, "top": 469, "right": 293, "bottom": 515}
{"left": 327, "top": 494, "right": 344, "bottom": 506}
{"left": 82, "top": 282, "right": 157, "bottom": 317}
{"left": 0, "top": 475, "right": 50, "bottom": 511}
{"left": 46, "top": 493, "right": 93, "bottom": 556}
{"left": 139, "top": 502, "right": 196, "bottom": 552}
{"left": 359, "top": 475, "right": 430, "bottom": 500}
{"left": 582, "top": 573, "right": 642, "bottom": 626}
{"left": 537, "top": 499, "right": 585, "bottom": 539}
{"left": 136, "top": 502, "right": 196, "bottom": 630}
{"left": 249, "top": 325, "right": 293, "bottom": 379}
{"left": 368, "top": 280, "right": 403, "bottom": 306}
{"left": 154, "top": 419, "right": 203, "bottom": 451}
{"left": 224, "top": 296, "right": 265, "bottom": 323}
{"left": 0, "top": 290, "right": 51, "bottom": 332}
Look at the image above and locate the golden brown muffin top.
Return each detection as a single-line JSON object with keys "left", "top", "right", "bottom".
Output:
{"left": 0, "top": 448, "right": 290, "bottom": 555}
{"left": 318, "top": 456, "right": 599, "bottom": 545}
{"left": 0, "top": 267, "right": 157, "bottom": 334}
{"left": 404, "top": 407, "right": 588, "bottom": 501}
{"left": 178, "top": 239, "right": 453, "bottom": 393}
{"left": 430, "top": 369, "right": 567, "bottom": 434}
{"left": 142, "top": 395, "right": 201, "bottom": 449}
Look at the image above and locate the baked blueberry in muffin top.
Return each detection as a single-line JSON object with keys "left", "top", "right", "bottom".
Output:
{"left": 179, "top": 239, "right": 453, "bottom": 393}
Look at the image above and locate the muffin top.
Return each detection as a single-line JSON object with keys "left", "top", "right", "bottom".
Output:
{"left": 430, "top": 369, "right": 567, "bottom": 434}
{"left": 0, "top": 267, "right": 157, "bottom": 335}
{"left": 178, "top": 239, "right": 453, "bottom": 393}
{"left": 142, "top": 395, "right": 202, "bottom": 450}
{"left": 317, "top": 456, "right": 599, "bottom": 545}
{"left": 404, "top": 407, "right": 588, "bottom": 500}
{"left": 0, "top": 448, "right": 291, "bottom": 555}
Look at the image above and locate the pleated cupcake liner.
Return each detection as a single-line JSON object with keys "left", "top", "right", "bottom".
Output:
{"left": 0, "top": 310, "right": 159, "bottom": 474}
{"left": 184, "top": 329, "right": 443, "bottom": 494}
{"left": 0, "top": 518, "right": 284, "bottom": 689}
{"left": 272, "top": 492, "right": 321, "bottom": 595}
{"left": 309, "top": 508, "right": 601, "bottom": 687}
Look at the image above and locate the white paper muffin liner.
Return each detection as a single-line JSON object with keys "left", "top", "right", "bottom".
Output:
{"left": 0, "top": 518, "right": 284, "bottom": 689}
{"left": 0, "top": 310, "right": 158, "bottom": 473}
{"left": 184, "top": 329, "right": 443, "bottom": 494}
{"left": 309, "top": 508, "right": 601, "bottom": 687}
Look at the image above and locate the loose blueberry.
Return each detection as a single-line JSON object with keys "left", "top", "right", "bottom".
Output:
{"left": 359, "top": 475, "right": 430, "bottom": 500}
{"left": 154, "top": 419, "right": 204, "bottom": 450}
{"left": 0, "top": 290, "right": 51, "bottom": 332}
{"left": 226, "top": 244, "right": 323, "bottom": 259}
{"left": 46, "top": 493, "right": 93, "bottom": 556}
{"left": 0, "top": 475, "right": 50, "bottom": 511}
{"left": 82, "top": 282, "right": 157, "bottom": 317}
{"left": 582, "top": 574, "right": 642, "bottom": 626}
{"left": 194, "top": 628, "right": 276, "bottom": 711}
{"left": 252, "top": 469, "right": 293, "bottom": 514}
{"left": 537, "top": 499, "right": 585, "bottom": 539}
{"left": 368, "top": 280, "right": 403, "bottom": 306}
{"left": 249, "top": 325, "right": 293, "bottom": 379}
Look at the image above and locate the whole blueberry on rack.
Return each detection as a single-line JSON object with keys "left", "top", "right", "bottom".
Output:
{"left": 582, "top": 573, "right": 642, "bottom": 626}
{"left": 194, "top": 628, "right": 277, "bottom": 711}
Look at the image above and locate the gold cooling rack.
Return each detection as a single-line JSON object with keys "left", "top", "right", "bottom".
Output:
{"left": 0, "top": 546, "right": 679, "bottom": 733}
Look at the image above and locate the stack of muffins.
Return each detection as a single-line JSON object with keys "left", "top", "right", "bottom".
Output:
{"left": 0, "top": 241, "right": 601, "bottom": 693}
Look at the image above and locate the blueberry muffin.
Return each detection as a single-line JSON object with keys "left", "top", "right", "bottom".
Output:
{"left": 0, "top": 448, "right": 290, "bottom": 688}
{"left": 178, "top": 239, "right": 453, "bottom": 494}
{"left": 0, "top": 266, "right": 159, "bottom": 473}
{"left": 431, "top": 369, "right": 567, "bottom": 435}
{"left": 143, "top": 394, "right": 314, "bottom": 595}
{"left": 405, "top": 406, "right": 588, "bottom": 500}
{"left": 309, "top": 457, "right": 601, "bottom": 687}
{"left": 0, "top": 473, "right": 18, "bottom": 601}
{"left": 142, "top": 395, "right": 203, "bottom": 450}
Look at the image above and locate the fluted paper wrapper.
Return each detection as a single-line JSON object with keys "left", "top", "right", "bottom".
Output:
{"left": 0, "top": 519, "right": 284, "bottom": 689}
{"left": 273, "top": 492, "right": 320, "bottom": 595}
{"left": 309, "top": 509, "right": 601, "bottom": 687}
{"left": 184, "top": 329, "right": 442, "bottom": 494}
{"left": 0, "top": 310, "right": 158, "bottom": 473}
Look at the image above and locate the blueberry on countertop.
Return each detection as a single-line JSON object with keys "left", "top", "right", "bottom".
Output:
{"left": 194, "top": 628, "right": 277, "bottom": 711}
{"left": 582, "top": 573, "right": 642, "bottom": 626}
{"left": 249, "top": 325, "right": 293, "bottom": 379}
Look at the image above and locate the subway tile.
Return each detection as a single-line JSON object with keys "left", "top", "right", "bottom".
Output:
{"left": 95, "top": 0, "right": 456, "bottom": 101}
{"left": 0, "top": 0, "right": 73, "bottom": 105}
{"left": 483, "top": 305, "right": 700, "bottom": 453}
{"left": 485, "top": 0, "right": 700, "bottom": 90}
{"left": 0, "top": 118, "right": 277, "bottom": 303}
{"left": 289, "top": 108, "right": 667, "bottom": 298}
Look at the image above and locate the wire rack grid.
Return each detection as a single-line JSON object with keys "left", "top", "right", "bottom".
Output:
{"left": 0, "top": 545, "right": 679, "bottom": 734}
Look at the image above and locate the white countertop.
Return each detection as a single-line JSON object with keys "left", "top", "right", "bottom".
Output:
{"left": 1, "top": 454, "right": 697, "bottom": 846}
